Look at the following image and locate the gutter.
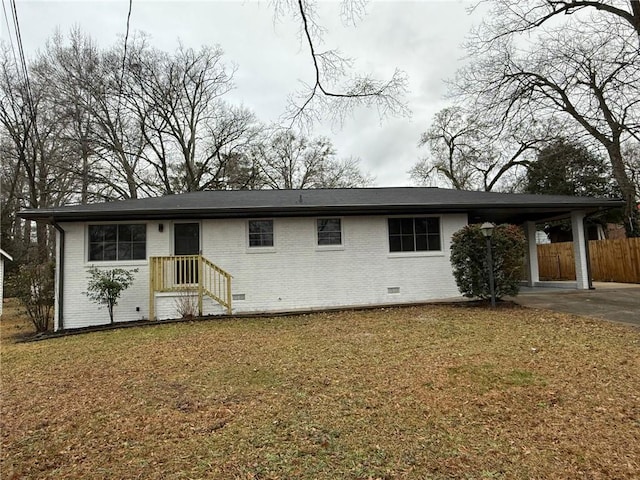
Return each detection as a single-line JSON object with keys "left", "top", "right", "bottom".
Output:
{"left": 50, "top": 219, "right": 65, "bottom": 331}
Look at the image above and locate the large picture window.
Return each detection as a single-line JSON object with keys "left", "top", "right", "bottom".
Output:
{"left": 388, "top": 217, "right": 441, "bottom": 253}
{"left": 89, "top": 224, "right": 146, "bottom": 261}
{"left": 317, "top": 218, "right": 342, "bottom": 246}
{"left": 248, "top": 220, "right": 274, "bottom": 247}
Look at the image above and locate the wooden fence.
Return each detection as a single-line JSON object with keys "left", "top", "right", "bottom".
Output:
{"left": 537, "top": 238, "right": 640, "bottom": 284}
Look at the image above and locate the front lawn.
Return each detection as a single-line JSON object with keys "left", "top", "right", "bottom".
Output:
{"left": 1, "top": 300, "right": 639, "bottom": 479}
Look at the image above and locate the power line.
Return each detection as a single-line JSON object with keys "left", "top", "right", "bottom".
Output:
{"left": 6, "top": 0, "right": 44, "bottom": 181}
{"left": 1, "top": 0, "right": 20, "bottom": 74}
{"left": 116, "top": 0, "right": 133, "bottom": 116}
{"left": 9, "top": 0, "right": 33, "bottom": 104}
{"left": 121, "top": 0, "right": 133, "bottom": 77}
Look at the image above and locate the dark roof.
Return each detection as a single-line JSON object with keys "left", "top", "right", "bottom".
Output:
{"left": 18, "top": 187, "right": 624, "bottom": 224}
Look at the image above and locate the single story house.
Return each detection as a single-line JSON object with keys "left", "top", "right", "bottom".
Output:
{"left": 0, "top": 248, "right": 13, "bottom": 317}
{"left": 18, "top": 187, "right": 622, "bottom": 331}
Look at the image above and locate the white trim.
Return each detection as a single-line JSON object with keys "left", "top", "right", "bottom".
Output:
{"left": 315, "top": 216, "right": 344, "bottom": 249}
{"left": 246, "top": 218, "right": 276, "bottom": 253}
{"left": 85, "top": 261, "right": 147, "bottom": 268}
{"left": 387, "top": 251, "right": 445, "bottom": 259}
{"left": 0, "top": 249, "right": 13, "bottom": 261}
{"left": 386, "top": 215, "right": 443, "bottom": 254}
{"left": 316, "top": 245, "right": 346, "bottom": 252}
{"left": 85, "top": 222, "right": 148, "bottom": 264}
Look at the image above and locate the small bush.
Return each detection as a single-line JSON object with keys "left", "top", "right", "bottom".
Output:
{"left": 12, "top": 261, "right": 55, "bottom": 333}
{"left": 85, "top": 267, "right": 137, "bottom": 324}
{"left": 450, "top": 224, "right": 526, "bottom": 300}
{"left": 175, "top": 289, "right": 199, "bottom": 318}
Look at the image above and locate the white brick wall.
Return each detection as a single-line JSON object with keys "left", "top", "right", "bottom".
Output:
{"left": 58, "top": 221, "right": 168, "bottom": 330}
{"left": 57, "top": 214, "right": 467, "bottom": 330}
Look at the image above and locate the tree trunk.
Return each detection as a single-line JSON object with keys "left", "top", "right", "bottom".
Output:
{"left": 607, "top": 143, "right": 640, "bottom": 237}
{"left": 81, "top": 138, "right": 91, "bottom": 204}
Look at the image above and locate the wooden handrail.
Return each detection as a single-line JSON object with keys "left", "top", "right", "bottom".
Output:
{"left": 149, "top": 255, "right": 232, "bottom": 319}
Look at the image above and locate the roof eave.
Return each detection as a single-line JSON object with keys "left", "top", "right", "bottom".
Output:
{"left": 17, "top": 200, "right": 624, "bottom": 224}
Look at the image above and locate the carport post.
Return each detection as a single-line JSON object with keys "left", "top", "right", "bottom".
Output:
{"left": 524, "top": 221, "right": 539, "bottom": 287}
{"left": 571, "top": 211, "right": 590, "bottom": 290}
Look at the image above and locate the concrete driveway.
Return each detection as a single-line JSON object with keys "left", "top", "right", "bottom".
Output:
{"left": 512, "top": 282, "right": 640, "bottom": 327}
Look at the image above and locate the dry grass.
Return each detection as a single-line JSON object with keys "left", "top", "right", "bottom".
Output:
{"left": 1, "top": 298, "right": 639, "bottom": 479}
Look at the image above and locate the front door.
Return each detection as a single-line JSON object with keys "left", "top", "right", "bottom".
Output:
{"left": 174, "top": 223, "right": 200, "bottom": 284}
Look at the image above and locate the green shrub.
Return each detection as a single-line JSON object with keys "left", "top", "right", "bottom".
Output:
{"left": 450, "top": 224, "right": 526, "bottom": 300}
{"left": 85, "top": 267, "right": 137, "bottom": 324}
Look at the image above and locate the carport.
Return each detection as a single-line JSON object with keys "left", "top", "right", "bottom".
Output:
{"left": 464, "top": 199, "right": 625, "bottom": 290}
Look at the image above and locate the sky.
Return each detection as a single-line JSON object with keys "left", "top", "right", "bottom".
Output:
{"left": 2, "top": 0, "right": 480, "bottom": 187}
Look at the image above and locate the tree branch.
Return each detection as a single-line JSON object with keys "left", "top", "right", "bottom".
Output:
{"left": 284, "top": 0, "right": 408, "bottom": 128}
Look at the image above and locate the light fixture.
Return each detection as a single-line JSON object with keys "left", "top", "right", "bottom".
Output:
{"left": 480, "top": 222, "right": 496, "bottom": 307}
{"left": 480, "top": 222, "right": 494, "bottom": 238}
{"left": 158, "top": 223, "right": 164, "bottom": 233}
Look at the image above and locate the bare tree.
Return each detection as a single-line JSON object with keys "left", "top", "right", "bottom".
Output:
{"left": 251, "top": 129, "right": 373, "bottom": 189}
{"left": 411, "top": 108, "right": 483, "bottom": 190}
{"left": 0, "top": 44, "right": 75, "bottom": 258}
{"left": 410, "top": 106, "right": 546, "bottom": 191}
{"left": 1, "top": 132, "right": 27, "bottom": 260}
{"left": 456, "top": 11, "right": 640, "bottom": 234}
{"left": 314, "top": 155, "right": 373, "bottom": 188}
{"left": 130, "top": 44, "right": 260, "bottom": 193}
{"left": 625, "top": 141, "right": 640, "bottom": 188}
{"left": 32, "top": 30, "right": 154, "bottom": 201}
{"left": 33, "top": 29, "right": 100, "bottom": 203}
{"left": 474, "top": 0, "right": 640, "bottom": 41}
{"left": 213, "top": 151, "right": 264, "bottom": 190}
{"left": 85, "top": 38, "right": 155, "bottom": 200}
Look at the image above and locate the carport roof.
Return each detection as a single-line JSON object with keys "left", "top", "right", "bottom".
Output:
{"left": 18, "top": 187, "right": 624, "bottom": 224}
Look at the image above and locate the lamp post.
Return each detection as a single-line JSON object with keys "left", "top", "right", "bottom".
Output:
{"left": 480, "top": 222, "right": 496, "bottom": 308}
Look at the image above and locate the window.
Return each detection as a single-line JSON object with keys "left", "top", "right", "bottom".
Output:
{"left": 388, "top": 217, "right": 440, "bottom": 253}
{"left": 317, "top": 218, "right": 342, "bottom": 246}
{"left": 89, "top": 224, "right": 146, "bottom": 261}
{"left": 248, "top": 220, "right": 274, "bottom": 247}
